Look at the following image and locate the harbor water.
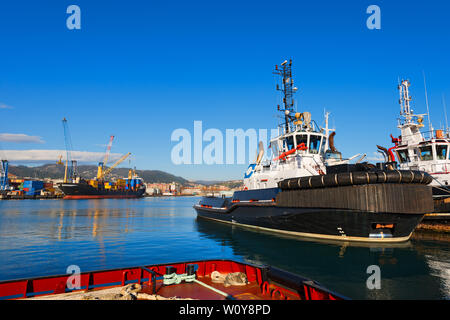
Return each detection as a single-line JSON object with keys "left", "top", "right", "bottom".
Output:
{"left": 0, "top": 197, "right": 449, "bottom": 300}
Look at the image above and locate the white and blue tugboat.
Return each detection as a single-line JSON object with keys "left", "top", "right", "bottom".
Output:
{"left": 194, "top": 60, "right": 434, "bottom": 242}
{"left": 381, "top": 79, "right": 450, "bottom": 222}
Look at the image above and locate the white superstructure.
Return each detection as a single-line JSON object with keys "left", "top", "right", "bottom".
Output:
{"left": 392, "top": 80, "right": 450, "bottom": 187}
{"left": 243, "top": 60, "right": 362, "bottom": 190}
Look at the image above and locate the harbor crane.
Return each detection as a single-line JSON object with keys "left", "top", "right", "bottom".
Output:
{"left": 0, "top": 160, "right": 8, "bottom": 191}
{"left": 97, "top": 135, "right": 115, "bottom": 180}
{"left": 62, "top": 118, "right": 77, "bottom": 183}
{"left": 99, "top": 152, "right": 131, "bottom": 179}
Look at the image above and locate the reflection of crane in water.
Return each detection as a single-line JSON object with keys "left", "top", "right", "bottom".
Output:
{"left": 54, "top": 201, "right": 134, "bottom": 265}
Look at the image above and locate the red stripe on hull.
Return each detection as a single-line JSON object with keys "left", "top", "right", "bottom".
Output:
{"left": 63, "top": 195, "right": 141, "bottom": 199}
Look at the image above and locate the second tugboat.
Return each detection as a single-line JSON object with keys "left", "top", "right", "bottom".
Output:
{"left": 381, "top": 79, "right": 450, "bottom": 223}
{"left": 194, "top": 60, "right": 434, "bottom": 242}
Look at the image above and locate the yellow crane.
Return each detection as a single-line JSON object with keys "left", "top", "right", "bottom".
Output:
{"left": 97, "top": 135, "right": 115, "bottom": 180}
{"left": 100, "top": 152, "right": 131, "bottom": 179}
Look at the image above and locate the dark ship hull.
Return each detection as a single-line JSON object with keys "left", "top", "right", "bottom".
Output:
{"left": 194, "top": 171, "right": 434, "bottom": 243}
{"left": 58, "top": 182, "right": 146, "bottom": 199}
{"left": 195, "top": 203, "right": 424, "bottom": 242}
{"left": 424, "top": 186, "right": 450, "bottom": 223}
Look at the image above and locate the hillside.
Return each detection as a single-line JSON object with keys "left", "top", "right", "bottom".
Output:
{"left": 8, "top": 164, "right": 189, "bottom": 185}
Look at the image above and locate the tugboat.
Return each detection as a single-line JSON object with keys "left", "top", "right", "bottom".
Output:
{"left": 194, "top": 60, "right": 434, "bottom": 242}
{"left": 383, "top": 79, "right": 450, "bottom": 223}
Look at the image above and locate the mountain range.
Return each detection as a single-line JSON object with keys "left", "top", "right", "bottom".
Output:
{"left": 8, "top": 164, "right": 189, "bottom": 185}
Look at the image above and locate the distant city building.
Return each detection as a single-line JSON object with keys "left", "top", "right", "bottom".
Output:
{"left": 180, "top": 188, "right": 202, "bottom": 195}
{"left": 145, "top": 182, "right": 182, "bottom": 196}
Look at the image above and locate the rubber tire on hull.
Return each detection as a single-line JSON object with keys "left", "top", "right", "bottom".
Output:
{"left": 279, "top": 170, "right": 432, "bottom": 190}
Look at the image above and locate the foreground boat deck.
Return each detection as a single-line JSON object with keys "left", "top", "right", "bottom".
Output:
{"left": 25, "top": 276, "right": 305, "bottom": 300}
{"left": 154, "top": 276, "right": 298, "bottom": 300}
{"left": 1, "top": 259, "right": 345, "bottom": 300}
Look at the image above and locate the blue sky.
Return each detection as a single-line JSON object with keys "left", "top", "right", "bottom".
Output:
{"left": 0, "top": 0, "right": 449, "bottom": 180}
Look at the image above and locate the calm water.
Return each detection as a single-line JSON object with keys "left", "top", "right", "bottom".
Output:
{"left": 0, "top": 197, "right": 449, "bottom": 299}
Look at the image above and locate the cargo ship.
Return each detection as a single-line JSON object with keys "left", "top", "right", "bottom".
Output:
{"left": 194, "top": 59, "right": 434, "bottom": 242}
{"left": 57, "top": 131, "right": 146, "bottom": 199}
{"left": 58, "top": 176, "right": 146, "bottom": 200}
{"left": 58, "top": 161, "right": 146, "bottom": 200}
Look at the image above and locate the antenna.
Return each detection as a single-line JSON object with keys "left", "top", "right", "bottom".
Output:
{"left": 323, "top": 110, "right": 332, "bottom": 151}
{"left": 422, "top": 71, "right": 433, "bottom": 134}
{"left": 443, "top": 94, "right": 449, "bottom": 133}
{"left": 273, "top": 59, "right": 296, "bottom": 133}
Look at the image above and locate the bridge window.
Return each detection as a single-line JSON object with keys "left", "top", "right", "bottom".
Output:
{"left": 320, "top": 137, "right": 327, "bottom": 154}
{"left": 419, "top": 146, "right": 433, "bottom": 161}
{"left": 284, "top": 136, "right": 294, "bottom": 151}
{"left": 436, "top": 145, "right": 448, "bottom": 160}
{"left": 396, "top": 149, "right": 409, "bottom": 163}
{"left": 309, "top": 135, "right": 321, "bottom": 154}
{"left": 295, "top": 134, "right": 307, "bottom": 147}
{"left": 270, "top": 141, "right": 279, "bottom": 158}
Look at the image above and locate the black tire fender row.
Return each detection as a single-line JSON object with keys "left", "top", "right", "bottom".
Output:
{"left": 278, "top": 170, "right": 433, "bottom": 190}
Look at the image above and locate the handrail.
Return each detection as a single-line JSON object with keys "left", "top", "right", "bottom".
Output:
{"left": 140, "top": 267, "right": 157, "bottom": 294}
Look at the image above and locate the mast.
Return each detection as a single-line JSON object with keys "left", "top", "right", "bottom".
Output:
{"left": 422, "top": 71, "right": 433, "bottom": 135}
{"left": 397, "top": 79, "right": 425, "bottom": 144}
{"left": 443, "top": 94, "right": 448, "bottom": 134}
{"left": 323, "top": 111, "right": 334, "bottom": 151}
{"left": 273, "top": 59, "right": 298, "bottom": 133}
{"left": 399, "top": 79, "right": 413, "bottom": 123}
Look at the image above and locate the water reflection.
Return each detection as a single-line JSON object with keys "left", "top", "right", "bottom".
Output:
{"left": 0, "top": 198, "right": 448, "bottom": 300}
{"left": 42, "top": 200, "right": 137, "bottom": 240}
{"left": 0, "top": 197, "right": 208, "bottom": 282}
{"left": 195, "top": 218, "right": 450, "bottom": 299}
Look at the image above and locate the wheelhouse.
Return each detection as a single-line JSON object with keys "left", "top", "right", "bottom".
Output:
{"left": 395, "top": 141, "right": 450, "bottom": 164}
{"left": 270, "top": 131, "right": 327, "bottom": 159}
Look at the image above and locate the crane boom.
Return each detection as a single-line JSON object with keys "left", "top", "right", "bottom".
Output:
{"left": 97, "top": 135, "right": 115, "bottom": 180}
{"left": 0, "top": 160, "right": 8, "bottom": 191}
{"left": 101, "top": 153, "right": 131, "bottom": 178}
{"left": 62, "top": 118, "right": 77, "bottom": 182}
{"left": 103, "top": 135, "right": 115, "bottom": 165}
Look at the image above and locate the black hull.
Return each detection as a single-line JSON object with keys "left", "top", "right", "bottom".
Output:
{"left": 432, "top": 185, "right": 450, "bottom": 198}
{"left": 194, "top": 204, "right": 423, "bottom": 242}
{"left": 194, "top": 176, "right": 433, "bottom": 242}
{"left": 429, "top": 187, "right": 450, "bottom": 223}
{"left": 58, "top": 182, "right": 146, "bottom": 199}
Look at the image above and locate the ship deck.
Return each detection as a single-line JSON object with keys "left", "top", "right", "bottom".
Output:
{"left": 24, "top": 274, "right": 301, "bottom": 300}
